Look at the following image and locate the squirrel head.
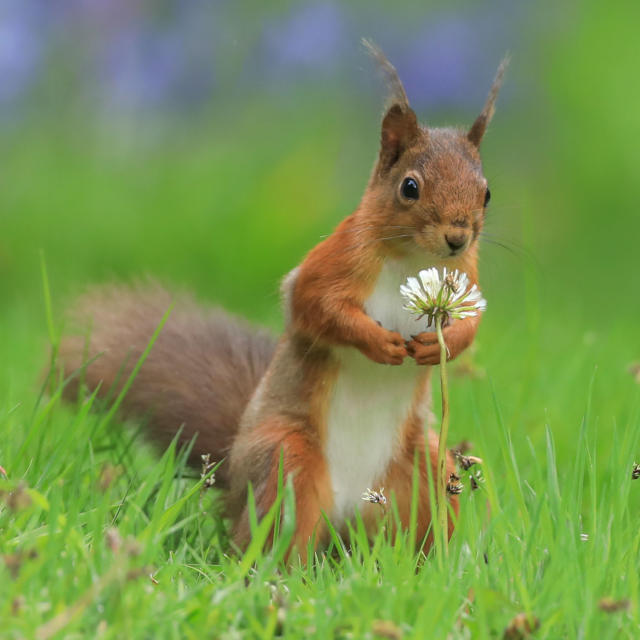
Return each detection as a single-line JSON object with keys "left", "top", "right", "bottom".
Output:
{"left": 360, "top": 42, "right": 508, "bottom": 262}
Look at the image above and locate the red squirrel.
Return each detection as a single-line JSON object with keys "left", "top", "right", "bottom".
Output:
{"left": 59, "top": 45, "right": 506, "bottom": 555}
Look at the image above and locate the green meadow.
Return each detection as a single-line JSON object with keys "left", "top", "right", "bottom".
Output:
{"left": 2, "top": 2, "right": 640, "bottom": 637}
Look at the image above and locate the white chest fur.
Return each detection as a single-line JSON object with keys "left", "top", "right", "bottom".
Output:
{"left": 325, "top": 255, "right": 433, "bottom": 524}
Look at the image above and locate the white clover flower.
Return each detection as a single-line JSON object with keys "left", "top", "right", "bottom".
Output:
{"left": 400, "top": 267, "right": 486, "bottom": 329}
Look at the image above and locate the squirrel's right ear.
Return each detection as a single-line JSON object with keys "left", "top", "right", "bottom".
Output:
{"left": 378, "top": 103, "right": 420, "bottom": 175}
{"left": 363, "top": 39, "right": 420, "bottom": 175}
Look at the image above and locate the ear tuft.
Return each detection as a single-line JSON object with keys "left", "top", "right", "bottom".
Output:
{"left": 362, "top": 39, "right": 421, "bottom": 175}
{"left": 468, "top": 55, "right": 510, "bottom": 148}
{"left": 362, "top": 38, "right": 410, "bottom": 109}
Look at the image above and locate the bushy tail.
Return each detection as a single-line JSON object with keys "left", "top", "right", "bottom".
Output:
{"left": 58, "top": 284, "right": 277, "bottom": 488}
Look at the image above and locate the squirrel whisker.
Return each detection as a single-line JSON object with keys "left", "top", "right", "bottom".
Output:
{"left": 320, "top": 224, "right": 415, "bottom": 239}
{"left": 341, "top": 233, "right": 415, "bottom": 253}
{"left": 478, "top": 231, "right": 538, "bottom": 263}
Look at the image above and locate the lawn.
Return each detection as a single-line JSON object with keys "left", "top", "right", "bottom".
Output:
{"left": 2, "top": 3, "right": 640, "bottom": 637}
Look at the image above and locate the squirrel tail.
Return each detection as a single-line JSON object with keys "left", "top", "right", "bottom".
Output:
{"left": 58, "top": 284, "right": 276, "bottom": 488}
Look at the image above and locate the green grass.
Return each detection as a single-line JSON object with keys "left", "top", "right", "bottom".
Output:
{"left": 2, "top": 289, "right": 639, "bottom": 638}
{"left": 2, "top": 136, "right": 639, "bottom": 637}
{"left": 3, "top": 4, "right": 640, "bottom": 632}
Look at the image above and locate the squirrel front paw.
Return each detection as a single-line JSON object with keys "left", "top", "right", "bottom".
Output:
{"left": 359, "top": 329, "right": 407, "bottom": 365}
{"left": 406, "top": 322, "right": 473, "bottom": 365}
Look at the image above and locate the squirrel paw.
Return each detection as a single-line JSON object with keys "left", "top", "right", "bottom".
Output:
{"left": 360, "top": 329, "right": 407, "bottom": 365}
{"left": 406, "top": 326, "right": 466, "bottom": 365}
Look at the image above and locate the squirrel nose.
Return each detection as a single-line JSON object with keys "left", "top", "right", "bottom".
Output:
{"left": 445, "top": 233, "right": 467, "bottom": 252}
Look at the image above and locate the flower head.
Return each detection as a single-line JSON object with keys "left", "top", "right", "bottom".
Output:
{"left": 400, "top": 267, "right": 486, "bottom": 330}
{"left": 454, "top": 452, "right": 484, "bottom": 471}
{"left": 361, "top": 487, "right": 387, "bottom": 508}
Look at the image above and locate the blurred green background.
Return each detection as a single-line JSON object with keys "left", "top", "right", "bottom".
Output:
{"left": 1, "top": 0, "right": 639, "bottom": 462}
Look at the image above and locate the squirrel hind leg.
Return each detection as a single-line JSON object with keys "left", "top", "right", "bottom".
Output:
{"left": 229, "top": 418, "right": 333, "bottom": 560}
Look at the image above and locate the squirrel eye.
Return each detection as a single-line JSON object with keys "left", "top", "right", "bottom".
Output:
{"left": 484, "top": 188, "right": 491, "bottom": 207}
{"left": 401, "top": 177, "right": 419, "bottom": 200}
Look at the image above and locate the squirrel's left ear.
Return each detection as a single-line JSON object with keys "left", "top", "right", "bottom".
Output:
{"left": 467, "top": 56, "right": 509, "bottom": 147}
{"left": 363, "top": 39, "right": 420, "bottom": 175}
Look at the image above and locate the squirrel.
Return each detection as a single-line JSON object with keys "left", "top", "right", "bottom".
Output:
{"left": 59, "top": 44, "right": 506, "bottom": 556}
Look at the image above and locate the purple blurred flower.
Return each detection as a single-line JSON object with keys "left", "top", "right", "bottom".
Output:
{"left": 358, "top": 3, "right": 520, "bottom": 112}
{"left": 0, "top": 2, "right": 43, "bottom": 105}
{"left": 0, "top": 0, "right": 523, "bottom": 123}
{"left": 93, "top": 3, "right": 217, "bottom": 112}
{"left": 98, "top": 27, "right": 182, "bottom": 110}
{"left": 396, "top": 17, "right": 480, "bottom": 108}
{"left": 261, "top": 2, "right": 346, "bottom": 72}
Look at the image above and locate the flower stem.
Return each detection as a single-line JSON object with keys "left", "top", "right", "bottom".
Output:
{"left": 435, "top": 315, "right": 450, "bottom": 559}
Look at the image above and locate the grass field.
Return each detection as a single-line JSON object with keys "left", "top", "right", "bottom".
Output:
{"left": 2, "top": 3, "right": 640, "bottom": 637}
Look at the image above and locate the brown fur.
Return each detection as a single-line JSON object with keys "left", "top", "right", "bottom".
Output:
{"left": 59, "top": 284, "right": 275, "bottom": 488}
{"left": 57, "top": 45, "right": 504, "bottom": 558}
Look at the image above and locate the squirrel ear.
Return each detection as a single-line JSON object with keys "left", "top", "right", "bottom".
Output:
{"left": 467, "top": 55, "right": 509, "bottom": 148}
{"left": 362, "top": 39, "right": 421, "bottom": 174}
{"left": 378, "top": 103, "right": 420, "bottom": 174}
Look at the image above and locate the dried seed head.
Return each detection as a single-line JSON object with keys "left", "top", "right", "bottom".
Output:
{"left": 456, "top": 453, "right": 484, "bottom": 471}
{"left": 447, "top": 483, "right": 464, "bottom": 495}
{"left": 598, "top": 597, "right": 630, "bottom": 613}
{"left": 98, "top": 463, "right": 123, "bottom": 492}
{"left": 2, "top": 549, "right": 37, "bottom": 579}
{"left": 371, "top": 619, "right": 403, "bottom": 640}
{"left": 105, "top": 527, "right": 122, "bottom": 553}
{"left": 200, "top": 454, "right": 216, "bottom": 489}
{"left": 11, "top": 596, "right": 25, "bottom": 616}
{"left": 470, "top": 470, "right": 486, "bottom": 491}
{"left": 628, "top": 362, "right": 640, "bottom": 383}
{"left": 503, "top": 613, "right": 540, "bottom": 639}
{"left": 265, "top": 580, "right": 289, "bottom": 635}
{"left": 125, "top": 566, "right": 154, "bottom": 582}
{"left": 361, "top": 487, "right": 387, "bottom": 508}
{"left": 3, "top": 482, "right": 32, "bottom": 511}
{"left": 632, "top": 463, "right": 640, "bottom": 480}
{"left": 447, "top": 474, "right": 464, "bottom": 495}
{"left": 3, "top": 553, "right": 23, "bottom": 579}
